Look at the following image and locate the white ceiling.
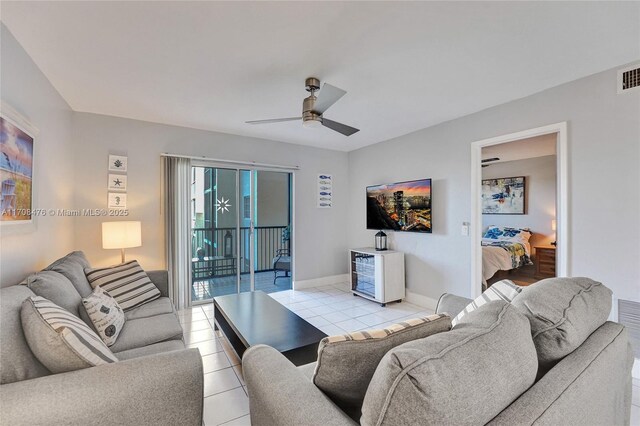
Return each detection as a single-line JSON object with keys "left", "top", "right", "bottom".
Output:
{"left": 482, "top": 134, "right": 557, "bottom": 163}
{"left": 2, "top": 2, "right": 639, "bottom": 152}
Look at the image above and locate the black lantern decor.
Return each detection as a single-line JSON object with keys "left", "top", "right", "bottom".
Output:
{"left": 375, "top": 230, "right": 388, "bottom": 251}
{"left": 224, "top": 230, "right": 233, "bottom": 258}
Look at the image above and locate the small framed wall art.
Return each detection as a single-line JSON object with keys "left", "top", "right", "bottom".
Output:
{"left": 108, "top": 174, "right": 127, "bottom": 191}
{"left": 108, "top": 192, "right": 127, "bottom": 209}
{"left": 317, "top": 173, "right": 332, "bottom": 208}
{"left": 108, "top": 155, "right": 127, "bottom": 172}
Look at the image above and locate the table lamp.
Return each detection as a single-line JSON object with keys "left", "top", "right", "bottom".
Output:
{"left": 551, "top": 219, "right": 557, "bottom": 246}
{"left": 102, "top": 221, "right": 142, "bottom": 263}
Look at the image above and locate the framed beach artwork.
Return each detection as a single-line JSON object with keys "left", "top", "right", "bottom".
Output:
{"left": 1, "top": 102, "right": 38, "bottom": 231}
{"left": 482, "top": 176, "right": 526, "bottom": 215}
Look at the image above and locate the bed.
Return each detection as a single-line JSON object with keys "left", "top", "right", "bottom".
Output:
{"left": 482, "top": 226, "right": 533, "bottom": 284}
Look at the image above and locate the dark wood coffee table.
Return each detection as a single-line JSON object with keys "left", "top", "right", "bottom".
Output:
{"left": 213, "top": 291, "right": 327, "bottom": 366}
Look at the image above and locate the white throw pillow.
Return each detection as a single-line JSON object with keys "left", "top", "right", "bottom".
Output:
{"left": 82, "top": 286, "right": 125, "bottom": 346}
{"left": 452, "top": 279, "right": 523, "bottom": 326}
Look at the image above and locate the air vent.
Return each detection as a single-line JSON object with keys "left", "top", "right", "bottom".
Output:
{"left": 617, "top": 64, "right": 640, "bottom": 94}
{"left": 618, "top": 299, "right": 640, "bottom": 358}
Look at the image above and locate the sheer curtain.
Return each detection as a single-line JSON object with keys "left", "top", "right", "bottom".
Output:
{"left": 163, "top": 156, "right": 192, "bottom": 310}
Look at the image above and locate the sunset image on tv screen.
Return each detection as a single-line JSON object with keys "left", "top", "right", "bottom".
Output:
{"left": 366, "top": 179, "right": 431, "bottom": 233}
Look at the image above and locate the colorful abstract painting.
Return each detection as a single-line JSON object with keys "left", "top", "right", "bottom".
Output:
{"left": 1, "top": 116, "right": 34, "bottom": 221}
{"left": 482, "top": 176, "right": 525, "bottom": 214}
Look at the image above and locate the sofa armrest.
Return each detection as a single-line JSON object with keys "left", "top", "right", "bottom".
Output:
{"left": 435, "top": 293, "right": 472, "bottom": 317}
{"left": 0, "top": 349, "right": 203, "bottom": 426}
{"left": 243, "top": 345, "right": 357, "bottom": 426}
{"left": 147, "top": 269, "right": 169, "bottom": 297}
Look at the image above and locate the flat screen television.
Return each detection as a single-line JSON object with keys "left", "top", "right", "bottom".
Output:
{"left": 366, "top": 178, "right": 432, "bottom": 233}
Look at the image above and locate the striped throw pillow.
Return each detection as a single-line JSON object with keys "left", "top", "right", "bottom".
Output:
{"left": 85, "top": 260, "right": 160, "bottom": 311}
{"left": 21, "top": 296, "right": 118, "bottom": 373}
{"left": 313, "top": 313, "right": 452, "bottom": 418}
{"left": 452, "top": 279, "right": 522, "bottom": 326}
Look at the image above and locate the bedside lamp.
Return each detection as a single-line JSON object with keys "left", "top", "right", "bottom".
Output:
{"left": 551, "top": 219, "right": 557, "bottom": 246}
{"left": 102, "top": 221, "right": 142, "bottom": 263}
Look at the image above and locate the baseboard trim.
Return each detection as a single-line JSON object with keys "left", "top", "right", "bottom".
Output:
{"left": 294, "top": 274, "right": 350, "bottom": 290}
{"left": 405, "top": 290, "right": 439, "bottom": 311}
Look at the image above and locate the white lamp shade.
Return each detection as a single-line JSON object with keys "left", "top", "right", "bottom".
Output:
{"left": 102, "top": 221, "right": 142, "bottom": 249}
{"left": 551, "top": 219, "right": 557, "bottom": 231}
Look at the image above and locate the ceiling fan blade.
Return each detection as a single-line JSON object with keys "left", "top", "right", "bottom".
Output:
{"left": 246, "top": 117, "right": 301, "bottom": 125}
{"left": 481, "top": 157, "right": 500, "bottom": 163}
{"left": 322, "top": 118, "right": 360, "bottom": 136}
{"left": 313, "top": 83, "right": 347, "bottom": 114}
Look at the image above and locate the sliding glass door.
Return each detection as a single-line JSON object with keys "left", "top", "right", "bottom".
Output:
{"left": 190, "top": 165, "right": 292, "bottom": 303}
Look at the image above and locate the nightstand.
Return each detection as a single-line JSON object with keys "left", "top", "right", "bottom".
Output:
{"left": 535, "top": 246, "right": 556, "bottom": 279}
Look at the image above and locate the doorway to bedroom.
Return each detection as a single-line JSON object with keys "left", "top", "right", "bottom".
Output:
{"left": 470, "top": 123, "right": 568, "bottom": 298}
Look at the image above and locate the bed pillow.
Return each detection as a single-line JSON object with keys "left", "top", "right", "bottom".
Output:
{"left": 82, "top": 286, "right": 125, "bottom": 346}
{"left": 21, "top": 296, "right": 118, "bottom": 373}
{"left": 313, "top": 314, "right": 452, "bottom": 419}
{"left": 452, "top": 279, "right": 522, "bottom": 326}
{"left": 85, "top": 260, "right": 160, "bottom": 311}
{"left": 484, "top": 226, "right": 531, "bottom": 243}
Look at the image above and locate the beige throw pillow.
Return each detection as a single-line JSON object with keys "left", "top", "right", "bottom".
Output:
{"left": 312, "top": 313, "right": 451, "bottom": 419}
{"left": 82, "top": 286, "right": 125, "bottom": 346}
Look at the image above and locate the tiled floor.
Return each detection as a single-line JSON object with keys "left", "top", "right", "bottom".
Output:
{"left": 192, "top": 271, "right": 292, "bottom": 302}
{"left": 180, "top": 282, "right": 640, "bottom": 426}
{"left": 178, "top": 281, "right": 432, "bottom": 425}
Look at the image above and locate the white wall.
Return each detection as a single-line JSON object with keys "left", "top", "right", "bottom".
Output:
{"left": 0, "top": 25, "right": 75, "bottom": 286}
{"left": 348, "top": 63, "right": 640, "bottom": 311}
{"left": 71, "top": 113, "right": 349, "bottom": 282}
{"left": 482, "top": 155, "right": 557, "bottom": 249}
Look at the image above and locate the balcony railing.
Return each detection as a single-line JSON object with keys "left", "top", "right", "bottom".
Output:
{"left": 191, "top": 226, "right": 288, "bottom": 277}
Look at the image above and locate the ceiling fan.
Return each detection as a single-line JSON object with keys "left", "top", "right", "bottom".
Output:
{"left": 246, "top": 77, "right": 360, "bottom": 136}
{"left": 481, "top": 157, "right": 500, "bottom": 168}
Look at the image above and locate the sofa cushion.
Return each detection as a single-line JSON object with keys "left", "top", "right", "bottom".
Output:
{"left": 452, "top": 279, "right": 522, "bottom": 326}
{"left": 115, "top": 340, "right": 186, "bottom": 361}
{"left": 361, "top": 301, "right": 537, "bottom": 426}
{"left": 82, "top": 286, "right": 125, "bottom": 346}
{"left": 21, "top": 296, "right": 118, "bottom": 373}
{"left": 44, "top": 251, "right": 93, "bottom": 297}
{"left": 85, "top": 260, "right": 161, "bottom": 311}
{"left": 125, "top": 297, "right": 175, "bottom": 320}
{"left": 24, "top": 270, "right": 82, "bottom": 317}
{"left": 0, "top": 286, "right": 50, "bottom": 384}
{"left": 109, "top": 313, "right": 184, "bottom": 353}
{"left": 511, "top": 277, "right": 612, "bottom": 376}
{"left": 314, "top": 314, "right": 451, "bottom": 419}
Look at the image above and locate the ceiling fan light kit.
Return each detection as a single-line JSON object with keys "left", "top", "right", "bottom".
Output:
{"left": 246, "top": 77, "right": 360, "bottom": 136}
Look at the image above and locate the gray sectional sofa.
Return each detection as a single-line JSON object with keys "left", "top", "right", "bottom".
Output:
{"left": 0, "top": 251, "right": 203, "bottom": 426}
{"left": 243, "top": 277, "right": 635, "bottom": 426}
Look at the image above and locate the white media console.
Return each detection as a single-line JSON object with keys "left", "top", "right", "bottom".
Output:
{"left": 349, "top": 248, "right": 405, "bottom": 306}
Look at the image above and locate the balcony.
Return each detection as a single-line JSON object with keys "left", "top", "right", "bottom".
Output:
{"left": 191, "top": 225, "right": 291, "bottom": 302}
